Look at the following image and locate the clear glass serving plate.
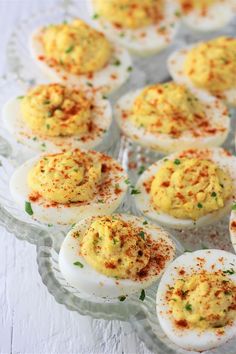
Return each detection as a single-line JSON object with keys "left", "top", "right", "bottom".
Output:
{"left": 2, "top": 1, "right": 236, "bottom": 353}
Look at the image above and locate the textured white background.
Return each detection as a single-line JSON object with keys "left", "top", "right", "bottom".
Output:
{"left": 0, "top": 1, "right": 153, "bottom": 353}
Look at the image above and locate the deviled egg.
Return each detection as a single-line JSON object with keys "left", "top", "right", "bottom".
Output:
{"left": 230, "top": 204, "right": 236, "bottom": 252}
{"left": 2, "top": 83, "right": 112, "bottom": 157}
{"left": 9, "top": 149, "right": 128, "bottom": 226}
{"left": 168, "top": 36, "right": 236, "bottom": 106}
{"left": 156, "top": 249, "right": 236, "bottom": 352}
{"left": 134, "top": 148, "right": 236, "bottom": 229}
{"left": 30, "top": 19, "right": 132, "bottom": 94}
{"left": 87, "top": 0, "right": 180, "bottom": 56}
{"left": 59, "top": 214, "right": 175, "bottom": 300}
{"left": 115, "top": 82, "right": 230, "bottom": 153}
{"left": 178, "top": 0, "right": 236, "bottom": 32}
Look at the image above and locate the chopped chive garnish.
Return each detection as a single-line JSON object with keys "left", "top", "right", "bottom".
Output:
{"left": 185, "top": 303, "right": 192, "bottom": 311}
{"left": 174, "top": 159, "right": 181, "bottom": 165}
{"left": 73, "top": 261, "right": 84, "bottom": 268}
{"left": 65, "top": 45, "right": 74, "bottom": 53}
{"left": 223, "top": 268, "right": 235, "bottom": 275}
{"left": 25, "top": 201, "right": 33, "bottom": 215}
{"left": 131, "top": 189, "right": 141, "bottom": 195}
{"left": 138, "top": 165, "right": 145, "bottom": 175}
{"left": 139, "top": 231, "right": 145, "bottom": 240}
{"left": 197, "top": 203, "right": 203, "bottom": 209}
{"left": 139, "top": 289, "right": 145, "bottom": 301}
{"left": 119, "top": 296, "right": 126, "bottom": 302}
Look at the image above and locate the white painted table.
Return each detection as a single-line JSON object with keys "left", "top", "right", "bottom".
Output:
{"left": 0, "top": 1, "right": 153, "bottom": 353}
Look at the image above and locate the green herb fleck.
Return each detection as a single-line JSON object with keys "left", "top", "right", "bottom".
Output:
{"left": 139, "top": 289, "right": 145, "bottom": 301}
{"left": 223, "top": 268, "right": 235, "bottom": 275}
{"left": 65, "top": 45, "right": 74, "bottom": 53}
{"left": 139, "top": 231, "right": 145, "bottom": 240}
{"left": 232, "top": 204, "right": 236, "bottom": 211}
{"left": 87, "top": 82, "right": 93, "bottom": 87}
{"left": 199, "top": 316, "right": 205, "bottom": 321}
{"left": 185, "top": 303, "right": 192, "bottom": 311}
{"left": 102, "top": 95, "right": 108, "bottom": 99}
{"left": 46, "top": 124, "right": 50, "bottom": 129}
{"left": 125, "top": 179, "right": 131, "bottom": 185}
{"left": 25, "top": 201, "right": 33, "bottom": 216}
{"left": 174, "top": 159, "right": 181, "bottom": 165}
{"left": 197, "top": 203, "right": 203, "bottom": 209}
{"left": 138, "top": 165, "right": 145, "bottom": 175}
{"left": 211, "top": 192, "right": 217, "bottom": 197}
{"left": 113, "top": 59, "right": 121, "bottom": 66}
{"left": 43, "top": 100, "right": 50, "bottom": 104}
{"left": 17, "top": 95, "right": 25, "bottom": 99}
{"left": 73, "top": 261, "right": 84, "bottom": 268}
{"left": 119, "top": 296, "right": 126, "bottom": 302}
{"left": 131, "top": 188, "right": 141, "bottom": 195}
{"left": 98, "top": 199, "right": 104, "bottom": 203}
{"left": 33, "top": 137, "right": 37, "bottom": 141}
{"left": 93, "top": 13, "right": 99, "bottom": 19}
{"left": 127, "top": 66, "right": 133, "bottom": 72}
{"left": 47, "top": 224, "right": 53, "bottom": 227}
{"left": 224, "top": 290, "right": 232, "bottom": 295}
{"left": 143, "top": 220, "right": 148, "bottom": 225}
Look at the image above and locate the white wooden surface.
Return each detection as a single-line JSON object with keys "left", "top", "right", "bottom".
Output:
{"left": 0, "top": 1, "right": 153, "bottom": 353}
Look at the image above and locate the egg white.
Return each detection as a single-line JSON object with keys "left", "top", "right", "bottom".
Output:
{"left": 156, "top": 249, "right": 236, "bottom": 352}
{"left": 59, "top": 213, "right": 176, "bottom": 300}
{"left": 115, "top": 86, "right": 230, "bottom": 153}
{"left": 2, "top": 90, "right": 113, "bottom": 159}
{"left": 168, "top": 44, "right": 236, "bottom": 106}
{"left": 180, "top": 0, "right": 236, "bottom": 32}
{"left": 134, "top": 148, "right": 236, "bottom": 230}
{"left": 87, "top": 0, "right": 180, "bottom": 56}
{"left": 30, "top": 26, "right": 132, "bottom": 95}
{"left": 230, "top": 210, "right": 236, "bottom": 253}
{"left": 9, "top": 152, "right": 128, "bottom": 226}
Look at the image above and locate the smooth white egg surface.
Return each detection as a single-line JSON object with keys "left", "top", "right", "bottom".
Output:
{"left": 230, "top": 208, "right": 236, "bottom": 252}
{"left": 156, "top": 249, "right": 236, "bottom": 352}
{"left": 134, "top": 148, "right": 236, "bottom": 230}
{"left": 168, "top": 43, "right": 236, "bottom": 106}
{"left": 2, "top": 90, "right": 112, "bottom": 158}
{"left": 9, "top": 151, "right": 128, "bottom": 226}
{"left": 179, "top": 0, "right": 236, "bottom": 32}
{"left": 87, "top": 0, "right": 180, "bottom": 56}
{"left": 30, "top": 27, "right": 132, "bottom": 95}
{"left": 115, "top": 85, "right": 230, "bottom": 153}
{"left": 59, "top": 214, "right": 176, "bottom": 300}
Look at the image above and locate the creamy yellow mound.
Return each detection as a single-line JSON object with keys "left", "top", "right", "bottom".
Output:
{"left": 169, "top": 271, "right": 236, "bottom": 330}
{"left": 21, "top": 84, "right": 91, "bottom": 137}
{"left": 185, "top": 37, "right": 236, "bottom": 93}
{"left": 179, "top": 0, "right": 216, "bottom": 12}
{"left": 93, "top": 0, "right": 163, "bottom": 29}
{"left": 80, "top": 216, "right": 150, "bottom": 279}
{"left": 41, "top": 19, "right": 112, "bottom": 74}
{"left": 131, "top": 83, "right": 205, "bottom": 136}
{"left": 151, "top": 158, "right": 232, "bottom": 220}
{"left": 28, "top": 150, "right": 101, "bottom": 203}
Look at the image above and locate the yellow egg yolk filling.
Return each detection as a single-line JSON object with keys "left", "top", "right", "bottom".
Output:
{"left": 21, "top": 84, "right": 91, "bottom": 137}
{"left": 28, "top": 150, "right": 101, "bottom": 204}
{"left": 179, "top": 0, "right": 217, "bottom": 12}
{"left": 184, "top": 37, "right": 236, "bottom": 93}
{"left": 93, "top": 0, "right": 163, "bottom": 29}
{"left": 151, "top": 158, "right": 232, "bottom": 220}
{"left": 131, "top": 83, "right": 205, "bottom": 136}
{"left": 169, "top": 271, "right": 236, "bottom": 330}
{"left": 41, "top": 19, "right": 112, "bottom": 75}
{"left": 80, "top": 216, "right": 151, "bottom": 279}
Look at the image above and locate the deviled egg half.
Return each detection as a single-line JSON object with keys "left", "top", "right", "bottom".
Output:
{"left": 87, "top": 0, "right": 180, "bottom": 56}
{"left": 115, "top": 82, "right": 230, "bottom": 153}
{"left": 59, "top": 214, "right": 175, "bottom": 300}
{"left": 230, "top": 204, "right": 236, "bottom": 252}
{"left": 9, "top": 149, "right": 128, "bottom": 226}
{"left": 178, "top": 0, "right": 236, "bottom": 32}
{"left": 156, "top": 249, "right": 236, "bottom": 352}
{"left": 2, "top": 83, "right": 112, "bottom": 157}
{"left": 30, "top": 19, "right": 132, "bottom": 94}
{"left": 168, "top": 36, "right": 236, "bottom": 106}
{"left": 134, "top": 148, "right": 236, "bottom": 230}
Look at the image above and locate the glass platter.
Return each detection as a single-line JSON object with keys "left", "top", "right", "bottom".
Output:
{"left": 1, "top": 0, "right": 236, "bottom": 352}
